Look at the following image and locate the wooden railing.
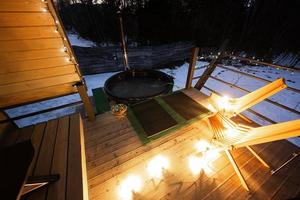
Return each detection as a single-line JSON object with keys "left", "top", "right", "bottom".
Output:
{"left": 186, "top": 47, "right": 300, "bottom": 125}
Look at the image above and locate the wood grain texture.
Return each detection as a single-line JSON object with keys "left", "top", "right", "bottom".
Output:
{"left": 84, "top": 89, "right": 300, "bottom": 200}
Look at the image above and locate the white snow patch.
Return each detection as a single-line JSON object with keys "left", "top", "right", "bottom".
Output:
{"left": 67, "top": 33, "right": 96, "bottom": 47}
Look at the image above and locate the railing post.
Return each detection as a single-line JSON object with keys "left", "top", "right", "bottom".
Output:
{"left": 76, "top": 82, "right": 95, "bottom": 121}
{"left": 194, "top": 39, "right": 229, "bottom": 90}
{"left": 185, "top": 47, "right": 199, "bottom": 89}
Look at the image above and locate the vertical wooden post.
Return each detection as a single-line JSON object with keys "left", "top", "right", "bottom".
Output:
{"left": 225, "top": 150, "right": 250, "bottom": 191}
{"left": 185, "top": 47, "right": 199, "bottom": 89}
{"left": 76, "top": 82, "right": 95, "bottom": 121}
{"left": 194, "top": 39, "right": 229, "bottom": 90}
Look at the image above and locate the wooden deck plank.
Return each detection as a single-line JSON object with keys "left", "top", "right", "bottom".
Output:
{"left": 27, "top": 119, "right": 58, "bottom": 200}
{"left": 27, "top": 123, "right": 46, "bottom": 176}
{"left": 47, "top": 116, "right": 70, "bottom": 200}
{"left": 66, "top": 114, "right": 88, "bottom": 200}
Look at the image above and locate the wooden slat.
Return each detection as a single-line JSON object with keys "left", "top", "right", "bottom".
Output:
{"left": 0, "top": 49, "right": 68, "bottom": 64}
{"left": 0, "top": 83, "right": 77, "bottom": 108}
{"left": 27, "top": 119, "right": 58, "bottom": 200}
{"left": 67, "top": 114, "right": 89, "bottom": 200}
{"left": 185, "top": 47, "right": 199, "bottom": 89}
{"left": 0, "top": 13, "right": 54, "bottom": 27}
{"left": 0, "top": 57, "right": 73, "bottom": 74}
{"left": 0, "top": 65, "right": 77, "bottom": 85}
{"left": 47, "top": 116, "right": 70, "bottom": 200}
{"left": 0, "top": 38, "right": 63, "bottom": 52}
{"left": 0, "top": 27, "right": 60, "bottom": 41}
{"left": 0, "top": 73, "right": 80, "bottom": 96}
{"left": 27, "top": 123, "right": 46, "bottom": 176}
{"left": 76, "top": 83, "right": 95, "bottom": 121}
{"left": 0, "top": 1, "right": 47, "bottom": 12}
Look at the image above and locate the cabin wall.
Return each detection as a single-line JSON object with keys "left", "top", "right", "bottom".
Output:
{"left": 0, "top": 0, "right": 82, "bottom": 108}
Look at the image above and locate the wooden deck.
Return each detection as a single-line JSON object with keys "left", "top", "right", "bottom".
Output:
{"left": 84, "top": 88, "right": 300, "bottom": 200}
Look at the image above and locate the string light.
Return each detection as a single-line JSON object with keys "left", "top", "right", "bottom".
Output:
{"left": 147, "top": 155, "right": 169, "bottom": 179}
{"left": 118, "top": 175, "right": 143, "bottom": 200}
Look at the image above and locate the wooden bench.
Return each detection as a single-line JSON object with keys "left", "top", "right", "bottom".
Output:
{"left": 0, "top": 113, "right": 88, "bottom": 200}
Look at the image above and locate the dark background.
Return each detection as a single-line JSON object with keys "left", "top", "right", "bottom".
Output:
{"left": 57, "top": 0, "right": 300, "bottom": 65}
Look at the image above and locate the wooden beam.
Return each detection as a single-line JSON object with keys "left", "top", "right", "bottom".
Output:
{"left": 209, "top": 76, "right": 300, "bottom": 115}
{"left": 233, "top": 119, "right": 300, "bottom": 148}
{"left": 76, "top": 82, "right": 95, "bottom": 121}
{"left": 246, "top": 146, "right": 270, "bottom": 168}
{"left": 225, "top": 150, "right": 250, "bottom": 191}
{"left": 185, "top": 47, "right": 199, "bottom": 89}
{"left": 194, "top": 39, "right": 228, "bottom": 90}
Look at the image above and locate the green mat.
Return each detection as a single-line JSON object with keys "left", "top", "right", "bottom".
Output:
{"left": 92, "top": 88, "right": 111, "bottom": 114}
{"left": 128, "top": 91, "right": 213, "bottom": 144}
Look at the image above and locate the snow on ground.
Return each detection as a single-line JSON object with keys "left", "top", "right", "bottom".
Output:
{"left": 67, "top": 33, "right": 97, "bottom": 47}
{"left": 6, "top": 61, "right": 300, "bottom": 146}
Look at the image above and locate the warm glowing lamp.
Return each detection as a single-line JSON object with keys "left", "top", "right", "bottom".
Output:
{"left": 118, "top": 175, "right": 143, "bottom": 200}
{"left": 188, "top": 155, "right": 207, "bottom": 175}
{"left": 195, "top": 140, "right": 210, "bottom": 152}
{"left": 147, "top": 155, "right": 169, "bottom": 179}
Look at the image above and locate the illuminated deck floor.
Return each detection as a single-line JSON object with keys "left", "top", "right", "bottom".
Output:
{"left": 84, "top": 89, "right": 300, "bottom": 200}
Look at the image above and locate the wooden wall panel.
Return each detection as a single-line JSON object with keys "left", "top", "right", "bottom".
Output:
{"left": 0, "top": 49, "right": 68, "bottom": 64}
{"left": 0, "top": 27, "right": 60, "bottom": 41}
{"left": 0, "top": 65, "right": 77, "bottom": 85}
{"left": 0, "top": 13, "right": 54, "bottom": 27}
{"left": 0, "top": 38, "right": 63, "bottom": 52}
{"left": 0, "top": 0, "right": 84, "bottom": 109}
{"left": 0, "top": 2, "right": 47, "bottom": 12}
{"left": 0, "top": 57, "right": 74, "bottom": 74}
{"left": 0, "top": 84, "right": 78, "bottom": 108}
{"left": 0, "top": 74, "right": 80, "bottom": 96}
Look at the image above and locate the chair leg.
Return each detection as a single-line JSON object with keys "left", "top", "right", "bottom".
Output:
{"left": 21, "top": 174, "right": 60, "bottom": 196}
{"left": 246, "top": 146, "right": 270, "bottom": 168}
{"left": 225, "top": 150, "right": 250, "bottom": 191}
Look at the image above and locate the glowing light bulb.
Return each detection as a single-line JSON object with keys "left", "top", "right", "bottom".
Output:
{"left": 188, "top": 155, "right": 207, "bottom": 175}
{"left": 195, "top": 140, "right": 210, "bottom": 152}
{"left": 217, "top": 95, "right": 231, "bottom": 110}
{"left": 42, "top": 8, "right": 47, "bottom": 12}
{"left": 224, "top": 127, "right": 238, "bottom": 138}
{"left": 118, "top": 175, "right": 143, "bottom": 200}
{"left": 147, "top": 155, "right": 169, "bottom": 179}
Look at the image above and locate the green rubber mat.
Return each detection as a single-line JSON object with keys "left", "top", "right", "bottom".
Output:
{"left": 128, "top": 91, "right": 213, "bottom": 144}
{"left": 161, "top": 91, "right": 211, "bottom": 120}
{"left": 92, "top": 88, "right": 111, "bottom": 114}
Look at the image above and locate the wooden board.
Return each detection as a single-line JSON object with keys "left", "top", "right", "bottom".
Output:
{"left": 0, "top": 57, "right": 74, "bottom": 74}
{"left": 0, "top": 65, "right": 77, "bottom": 85}
{"left": 0, "top": 26, "right": 60, "bottom": 41}
{"left": 0, "top": 83, "right": 77, "bottom": 108}
{"left": 0, "top": 73, "right": 80, "bottom": 96}
{"left": 0, "top": 1, "right": 47, "bottom": 12}
{"left": 0, "top": 38, "right": 63, "bottom": 52}
{"left": 0, "top": 13, "right": 54, "bottom": 27}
